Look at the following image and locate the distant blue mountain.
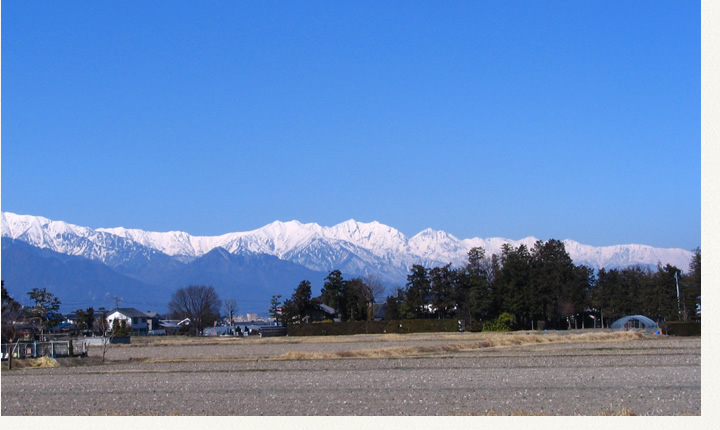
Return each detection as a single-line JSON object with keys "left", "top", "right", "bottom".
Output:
{"left": 1, "top": 238, "right": 165, "bottom": 311}
{"left": 1, "top": 238, "right": 327, "bottom": 314}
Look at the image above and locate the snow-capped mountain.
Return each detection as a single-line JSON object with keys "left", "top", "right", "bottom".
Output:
{"left": 2, "top": 211, "right": 693, "bottom": 278}
{"left": 1, "top": 212, "right": 695, "bottom": 313}
{"left": 0, "top": 212, "right": 164, "bottom": 266}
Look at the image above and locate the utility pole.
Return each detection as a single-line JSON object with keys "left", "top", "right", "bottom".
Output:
{"left": 114, "top": 296, "right": 121, "bottom": 309}
{"left": 675, "top": 271, "right": 681, "bottom": 320}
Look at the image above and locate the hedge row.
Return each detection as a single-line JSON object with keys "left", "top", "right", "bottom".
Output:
{"left": 286, "top": 319, "right": 459, "bottom": 336}
{"left": 663, "top": 322, "right": 701, "bottom": 336}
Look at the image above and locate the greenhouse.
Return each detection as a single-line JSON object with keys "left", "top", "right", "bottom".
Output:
{"left": 610, "top": 315, "right": 659, "bottom": 333}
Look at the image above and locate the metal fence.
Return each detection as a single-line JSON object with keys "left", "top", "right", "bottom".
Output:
{"left": 1, "top": 340, "right": 87, "bottom": 360}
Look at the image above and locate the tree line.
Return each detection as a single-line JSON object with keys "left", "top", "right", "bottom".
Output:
{"left": 274, "top": 271, "right": 386, "bottom": 326}
{"left": 276, "top": 240, "right": 701, "bottom": 330}
{"left": 389, "top": 240, "right": 701, "bottom": 329}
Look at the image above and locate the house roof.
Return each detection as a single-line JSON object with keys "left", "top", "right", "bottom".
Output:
{"left": 315, "top": 303, "right": 335, "bottom": 315}
{"left": 159, "top": 318, "right": 190, "bottom": 328}
{"left": 109, "top": 308, "right": 151, "bottom": 318}
{"left": 50, "top": 322, "right": 79, "bottom": 332}
{"left": 159, "top": 321, "right": 179, "bottom": 328}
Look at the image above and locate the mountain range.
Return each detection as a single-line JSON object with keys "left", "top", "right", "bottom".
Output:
{"left": 1, "top": 212, "right": 694, "bottom": 314}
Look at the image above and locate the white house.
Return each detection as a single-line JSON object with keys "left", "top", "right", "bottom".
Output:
{"left": 105, "top": 308, "right": 151, "bottom": 333}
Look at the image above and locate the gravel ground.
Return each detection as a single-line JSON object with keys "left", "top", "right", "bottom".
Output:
{"left": 1, "top": 333, "right": 700, "bottom": 416}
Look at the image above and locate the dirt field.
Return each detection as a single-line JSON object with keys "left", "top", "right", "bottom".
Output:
{"left": 0, "top": 331, "right": 700, "bottom": 416}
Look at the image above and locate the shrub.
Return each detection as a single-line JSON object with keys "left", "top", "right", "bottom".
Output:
{"left": 482, "top": 312, "right": 515, "bottom": 332}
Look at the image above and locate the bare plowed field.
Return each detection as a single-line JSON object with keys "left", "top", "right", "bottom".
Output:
{"left": 1, "top": 331, "right": 700, "bottom": 416}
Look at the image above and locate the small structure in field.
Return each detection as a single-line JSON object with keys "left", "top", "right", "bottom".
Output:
{"left": 610, "top": 315, "right": 658, "bottom": 333}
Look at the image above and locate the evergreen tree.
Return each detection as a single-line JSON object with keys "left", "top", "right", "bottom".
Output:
{"left": 464, "top": 247, "right": 493, "bottom": 322}
{"left": 496, "top": 244, "right": 533, "bottom": 328}
{"left": 111, "top": 318, "right": 130, "bottom": 336}
{"left": 384, "top": 288, "right": 403, "bottom": 320}
{"left": 404, "top": 265, "right": 431, "bottom": 319}
{"left": 530, "top": 239, "right": 577, "bottom": 329}
{"left": 571, "top": 265, "right": 594, "bottom": 325}
{"left": 592, "top": 268, "right": 625, "bottom": 324}
{"left": 281, "top": 280, "right": 313, "bottom": 325}
{"left": 343, "top": 278, "right": 371, "bottom": 321}
{"left": 26, "top": 288, "right": 62, "bottom": 330}
{"left": 429, "top": 264, "right": 457, "bottom": 319}
{"left": 269, "top": 295, "right": 282, "bottom": 324}
{"left": 320, "top": 270, "right": 345, "bottom": 317}
{"left": 488, "top": 254, "right": 502, "bottom": 318}
{"left": 646, "top": 264, "right": 683, "bottom": 321}
{"left": 75, "top": 307, "right": 95, "bottom": 332}
{"left": 292, "top": 280, "right": 313, "bottom": 320}
{"left": 623, "top": 265, "right": 652, "bottom": 317}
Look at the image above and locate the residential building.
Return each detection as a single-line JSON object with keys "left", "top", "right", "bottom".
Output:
{"left": 105, "top": 308, "right": 151, "bottom": 334}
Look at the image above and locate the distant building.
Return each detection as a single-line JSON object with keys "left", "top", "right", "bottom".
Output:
{"left": 234, "top": 313, "right": 261, "bottom": 322}
{"left": 304, "top": 303, "right": 336, "bottom": 323}
{"left": 158, "top": 318, "right": 190, "bottom": 335}
{"left": 144, "top": 311, "right": 161, "bottom": 331}
{"left": 105, "top": 308, "right": 152, "bottom": 334}
{"left": 62, "top": 313, "right": 79, "bottom": 325}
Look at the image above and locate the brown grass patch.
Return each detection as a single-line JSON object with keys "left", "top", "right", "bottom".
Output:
{"left": 29, "top": 356, "right": 60, "bottom": 368}
{"left": 122, "top": 330, "right": 647, "bottom": 349}
{"left": 2, "top": 356, "right": 61, "bottom": 369}
{"left": 270, "top": 331, "right": 649, "bottom": 361}
{"left": 128, "top": 331, "right": 651, "bottom": 364}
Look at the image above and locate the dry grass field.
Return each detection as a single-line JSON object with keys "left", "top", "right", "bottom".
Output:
{"left": 1, "top": 330, "right": 701, "bottom": 416}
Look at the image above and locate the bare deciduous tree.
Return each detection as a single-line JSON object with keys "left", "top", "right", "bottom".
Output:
{"left": 363, "top": 274, "right": 386, "bottom": 320}
{"left": 224, "top": 298, "right": 238, "bottom": 326}
{"left": 169, "top": 285, "right": 221, "bottom": 336}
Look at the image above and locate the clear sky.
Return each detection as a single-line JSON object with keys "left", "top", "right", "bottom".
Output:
{"left": 1, "top": 1, "right": 700, "bottom": 251}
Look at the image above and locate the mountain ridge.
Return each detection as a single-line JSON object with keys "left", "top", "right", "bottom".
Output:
{"left": 2, "top": 211, "right": 693, "bottom": 275}
{"left": 1, "top": 212, "right": 694, "bottom": 313}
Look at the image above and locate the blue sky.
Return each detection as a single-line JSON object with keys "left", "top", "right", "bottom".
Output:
{"left": 2, "top": 1, "right": 700, "bottom": 250}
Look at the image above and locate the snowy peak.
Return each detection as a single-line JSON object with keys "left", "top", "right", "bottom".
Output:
{"left": 2, "top": 212, "right": 90, "bottom": 245}
{"left": 1, "top": 212, "right": 694, "bottom": 281}
{"left": 244, "top": 220, "right": 323, "bottom": 256}
{"left": 0, "top": 212, "right": 160, "bottom": 264}
{"left": 407, "top": 229, "right": 463, "bottom": 263}
{"left": 256, "top": 220, "right": 319, "bottom": 238}
{"left": 326, "top": 219, "right": 409, "bottom": 251}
